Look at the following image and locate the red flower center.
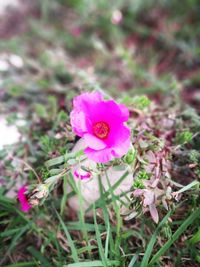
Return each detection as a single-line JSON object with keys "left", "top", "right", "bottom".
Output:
{"left": 93, "top": 121, "right": 110, "bottom": 139}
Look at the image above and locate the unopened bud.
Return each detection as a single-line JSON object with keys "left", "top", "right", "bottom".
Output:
{"left": 28, "top": 184, "right": 49, "bottom": 206}
{"left": 124, "top": 148, "right": 136, "bottom": 164}
{"left": 33, "top": 184, "right": 49, "bottom": 199}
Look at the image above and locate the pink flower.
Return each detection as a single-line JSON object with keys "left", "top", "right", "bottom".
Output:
{"left": 17, "top": 186, "right": 31, "bottom": 213}
{"left": 70, "top": 91, "right": 131, "bottom": 163}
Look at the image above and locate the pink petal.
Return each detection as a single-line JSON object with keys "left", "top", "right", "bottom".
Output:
{"left": 118, "top": 103, "right": 129, "bottom": 121}
{"left": 111, "top": 127, "right": 131, "bottom": 156}
{"left": 74, "top": 170, "right": 91, "bottom": 180}
{"left": 149, "top": 204, "right": 159, "bottom": 223}
{"left": 88, "top": 100, "right": 123, "bottom": 125}
{"left": 84, "top": 130, "right": 130, "bottom": 163}
{"left": 21, "top": 202, "right": 31, "bottom": 213}
{"left": 73, "top": 91, "right": 103, "bottom": 111}
{"left": 83, "top": 133, "right": 106, "bottom": 150}
{"left": 84, "top": 125, "right": 131, "bottom": 163}
{"left": 17, "top": 186, "right": 31, "bottom": 213}
{"left": 84, "top": 147, "right": 113, "bottom": 163}
{"left": 105, "top": 119, "right": 130, "bottom": 145}
{"left": 70, "top": 110, "right": 91, "bottom": 137}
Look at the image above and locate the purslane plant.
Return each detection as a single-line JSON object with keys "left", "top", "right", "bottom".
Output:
{"left": 17, "top": 91, "right": 200, "bottom": 223}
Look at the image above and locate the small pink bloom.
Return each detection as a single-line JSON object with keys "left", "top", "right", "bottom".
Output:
{"left": 74, "top": 169, "right": 91, "bottom": 180}
{"left": 70, "top": 92, "right": 131, "bottom": 163}
{"left": 17, "top": 186, "right": 31, "bottom": 213}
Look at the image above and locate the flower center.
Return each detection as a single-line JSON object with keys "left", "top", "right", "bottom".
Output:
{"left": 93, "top": 121, "right": 110, "bottom": 139}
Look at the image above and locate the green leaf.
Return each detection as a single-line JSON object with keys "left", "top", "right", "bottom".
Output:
{"left": 8, "top": 224, "right": 31, "bottom": 253}
{"left": 86, "top": 171, "right": 129, "bottom": 212}
{"left": 188, "top": 228, "right": 200, "bottom": 244}
{"left": 45, "top": 155, "right": 65, "bottom": 168}
{"left": 60, "top": 175, "right": 68, "bottom": 215}
{"left": 27, "top": 246, "right": 52, "bottom": 267}
{"left": 140, "top": 210, "right": 172, "bottom": 267}
{"left": 122, "top": 95, "right": 151, "bottom": 110}
{"left": 66, "top": 221, "right": 110, "bottom": 232}
{"left": 174, "top": 180, "right": 199, "bottom": 194}
{"left": 128, "top": 253, "right": 139, "bottom": 267}
{"left": 65, "top": 260, "right": 120, "bottom": 267}
{"left": 93, "top": 206, "right": 108, "bottom": 267}
{"left": 175, "top": 131, "right": 193, "bottom": 145}
{"left": 35, "top": 103, "right": 47, "bottom": 118}
{"left": 45, "top": 151, "right": 82, "bottom": 168}
{"left": 8, "top": 85, "right": 25, "bottom": 97}
{"left": 0, "top": 227, "right": 25, "bottom": 238}
{"left": 56, "top": 210, "right": 79, "bottom": 263}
